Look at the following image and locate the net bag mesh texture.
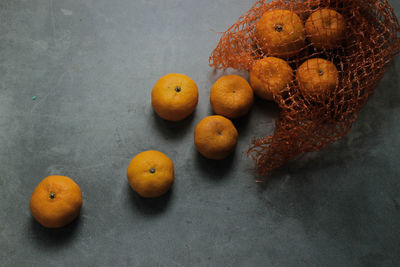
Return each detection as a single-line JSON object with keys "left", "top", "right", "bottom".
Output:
{"left": 209, "top": 0, "right": 400, "bottom": 177}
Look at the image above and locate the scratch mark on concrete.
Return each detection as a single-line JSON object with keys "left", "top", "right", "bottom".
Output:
{"left": 115, "top": 127, "right": 130, "bottom": 155}
{"left": 75, "top": 161, "right": 110, "bottom": 170}
{"left": 170, "top": 260, "right": 185, "bottom": 267}
{"left": 392, "top": 197, "right": 400, "bottom": 210}
{"left": 49, "top": 0, "right": 56, "bottom": 39}
{"left": 30, "top": 71, "right": 66, "bottom": 113}
{"left": 60, "top": 8, "right": 73, "bottom": 16}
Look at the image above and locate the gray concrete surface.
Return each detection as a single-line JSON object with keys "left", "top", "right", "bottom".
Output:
{"left": 1, "top": 0, "right": 400, "bottom": 266}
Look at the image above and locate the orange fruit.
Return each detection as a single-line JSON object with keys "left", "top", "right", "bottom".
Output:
{"left": 255, "top": 9, "right": 306, "bottom": 57}
{"left": 151, "top": 73, "right": 198, "bottom": 121}
{"left": 305, "top": 9, "right": 346, "bottom": 49}
{"left": 249, "top": 57, "right": 293, "bottom": 101}
{"left": 30, "top": 175, "right": 82, "bottom": 228}
{"left": 296, "top": 58, "right": 339, "bottom": 97}
{"left": 210, "top": 75, "right": 253, "bottom": 119}
{"left": 194, "top": 115, "right": 238, "bottom": 160}
{"left": 127, "top": 150, "right": 174, "bottom": 198}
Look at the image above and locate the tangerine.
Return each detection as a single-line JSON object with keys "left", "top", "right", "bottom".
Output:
{"left": 127, "top": 150, "right": 174, "bottom": 198}
{"left": 152, "top": 73, "right": 198, "bottom": 121}
{"left": 305, "top": 9, "right": 346, "bottom": 49}
{"left": 255, "top": 9, "right": 306, "bottom": 57}
{"left": 30, "top": 175, "right": 82, "bottom": 228}
{"left": 296, "top": 58, "right": 339, "bottom": 98}
{"left": 210, "top": 75, "right": 253, "bottom": 119}
{"left": 249, "top": 57, "right": 293, "bottom": 101}
{"left": 194, "top": 115, "right": 238, "bottom": 160}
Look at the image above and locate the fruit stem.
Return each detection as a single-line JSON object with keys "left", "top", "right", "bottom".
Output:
{"left": 175, "top": 86, "right": 181, "bottom": 92}
{"left": 49, "top": 192, "right": 56, "bottom": 199}
{"left": 318, "top": 70, "right": 324, "bottom": 76}
{"left": 149, "top": 168, "right": 156, "bottom": 174}
{"left": 274, "top": 24, "right": 283, "bottom": 32}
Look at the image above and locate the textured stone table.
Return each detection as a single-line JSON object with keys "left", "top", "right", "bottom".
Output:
{"left": 1, "top": 0, "right": 399, "bottom": 266}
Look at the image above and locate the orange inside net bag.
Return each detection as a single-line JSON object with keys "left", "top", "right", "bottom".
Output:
{"left": 209, "top": 0, "right": 400, "bottom": 177}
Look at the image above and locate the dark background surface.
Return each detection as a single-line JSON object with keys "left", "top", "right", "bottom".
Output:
{"left": 1, "top": 0, "right": 399, "bottom": 266}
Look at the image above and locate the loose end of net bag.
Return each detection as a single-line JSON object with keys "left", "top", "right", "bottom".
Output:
{"left": 209, "top": 0, "right": 400, "bottom": 177}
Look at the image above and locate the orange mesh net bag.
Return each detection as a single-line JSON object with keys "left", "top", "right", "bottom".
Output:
{"left": 209, "top": 0, "right": 400, "bottom": 177}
